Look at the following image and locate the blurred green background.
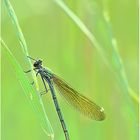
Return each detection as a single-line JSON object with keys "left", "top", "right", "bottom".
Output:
{"left": 1, "top": 0, "right": 138, "bottom": 140}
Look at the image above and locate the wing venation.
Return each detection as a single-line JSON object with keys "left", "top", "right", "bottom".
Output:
{"left": 52, "top": 74, "right": 105, "bottom": 121}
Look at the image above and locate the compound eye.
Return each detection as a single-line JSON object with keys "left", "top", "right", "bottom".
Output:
{"left": 34, "top": 63, "right": 37, "bottom": 67}
{"left": 33, "top": 62, "right": 38, "bottom": 67}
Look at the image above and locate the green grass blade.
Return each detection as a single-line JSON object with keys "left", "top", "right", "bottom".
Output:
{"left": 52, "top": 0, "right": 138, "bottom": 104}
{"left": 4, "top": 0, "right": 28, "bottom": 54}
{"left": 1, "top": 39, "right": 54, "bottom": 140}
{"left": 3, "top": 0, "right": 55, "bottom": 137}
{"left": 52, "top": 0, "right": 109, "bottom": 67}
{"left": 4, "top": 0, "right": 39, "bottom": 90}
{"left": 88, "top": 1, "right": 138, "bottom": 102}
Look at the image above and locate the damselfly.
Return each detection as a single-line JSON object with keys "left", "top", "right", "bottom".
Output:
{"left": 27, "top": 56, "right": 105, "bottom": 140}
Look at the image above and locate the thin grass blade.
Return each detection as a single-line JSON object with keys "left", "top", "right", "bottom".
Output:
{"left": 4, "top": 0, "right": 39, "bottom": 89}
{"left": 2, "top": 1, "right": 55, "bottom": 137}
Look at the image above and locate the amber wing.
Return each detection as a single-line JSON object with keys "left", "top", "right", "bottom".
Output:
{"left": 52, "top": 74, "right": 105, "bottom": 121}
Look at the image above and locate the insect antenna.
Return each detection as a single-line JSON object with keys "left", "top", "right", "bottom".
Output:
{"left": 27, "top": 56, "right": 37, "bottom": 61}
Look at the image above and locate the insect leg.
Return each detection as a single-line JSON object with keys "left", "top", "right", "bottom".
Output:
{"left": 40, "top": 74, "right": 49, "bottom": 95}
{"left": 40, "top": 89, "right": 50, "bottom": 95}
{"left": 24, "top": 70, "right": 32, "bottom": 73}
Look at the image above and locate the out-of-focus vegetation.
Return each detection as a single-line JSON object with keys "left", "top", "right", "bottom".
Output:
{"left": 1, "top": 0, "right": 138, "bottom": 140}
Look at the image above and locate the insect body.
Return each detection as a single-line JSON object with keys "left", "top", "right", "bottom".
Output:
{"left": 28, "top": 57, "right": 105, "bottom": 140}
